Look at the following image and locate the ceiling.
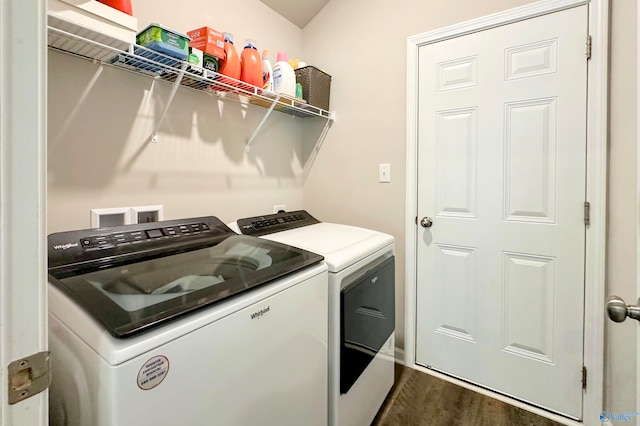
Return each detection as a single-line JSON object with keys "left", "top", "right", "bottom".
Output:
{"left": 259, "top": 0, "right": 330, "bottom": 28}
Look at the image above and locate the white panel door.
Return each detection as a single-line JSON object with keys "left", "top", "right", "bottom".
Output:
{"left": 416, "top": 5, "right": 587, "bottom": 419}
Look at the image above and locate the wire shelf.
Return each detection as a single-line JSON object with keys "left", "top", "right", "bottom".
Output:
{"left": 47, "top": 24, "right": 333, "bottom": 120}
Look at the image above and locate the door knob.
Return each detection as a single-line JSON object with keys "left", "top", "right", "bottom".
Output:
{"left": 420, "top": 217, "right": 433, "bottom": 228}
{"left": 606, "top": 295, "right": 640, "bottom": 323}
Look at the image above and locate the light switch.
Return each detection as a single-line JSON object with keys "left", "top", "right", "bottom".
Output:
{"left": 379, "top": 163, "right": 391, "bottom": 183}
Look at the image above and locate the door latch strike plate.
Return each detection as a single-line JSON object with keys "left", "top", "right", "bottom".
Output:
{"left": 8, "top": 351, "right": 51, "bottom": 405}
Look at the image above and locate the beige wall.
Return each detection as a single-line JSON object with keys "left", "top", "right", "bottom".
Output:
{"left": 47, "top": 0, "right": 638, "bottom": 418}
{"left": 48, "top": 0, "right": 309, "bottom": 232}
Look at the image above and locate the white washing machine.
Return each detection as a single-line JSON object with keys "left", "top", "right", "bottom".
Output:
{"left": 232, "top": 210, "right": 395, "bottom": 426}
{"left": 47, "top": 216, "right": 328, "bottom": 426}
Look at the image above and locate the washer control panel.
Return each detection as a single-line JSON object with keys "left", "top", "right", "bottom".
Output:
{"left": 236, "top": 210, "right": 320, "bottom": 236}
{"left": 48, "top": 216, "right": 231, "bottom": 270}
{"left": 78, "top": 222, "right": 211, "bottom": 250}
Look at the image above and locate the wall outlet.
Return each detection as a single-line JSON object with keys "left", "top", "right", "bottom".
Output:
{"left": 91, "top": 207, "right": 132, "bottom": 228}
{"left": 273, "top": 205, "right": 286, "bottom": 214}
{"left": 130, "top": 205, "right": 164, "bottom": 224}
{"left": 379, "top": 163, "right": 391, "bottom": 183}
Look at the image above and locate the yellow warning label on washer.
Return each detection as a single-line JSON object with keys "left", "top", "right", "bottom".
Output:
{"left": 137, "top": 355, "right": 169, "bottom": 390}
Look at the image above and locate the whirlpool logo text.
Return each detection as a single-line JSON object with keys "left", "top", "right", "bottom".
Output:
{"left": 250, "top": 306, "right": 270, "bottom": 320}
{"left": 53, "top": 242, "right": 78, "bottom": 250}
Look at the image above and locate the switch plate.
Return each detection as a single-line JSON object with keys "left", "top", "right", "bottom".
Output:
{"left": 379, "top": 164, "right": 391, "bottom": 183}
{"left": 273, "top": 205, "right": 286, "bottom": 214}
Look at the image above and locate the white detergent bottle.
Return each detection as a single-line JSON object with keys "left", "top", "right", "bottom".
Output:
{"left": 272, "top": 51, "right": 296, "bottom": 97}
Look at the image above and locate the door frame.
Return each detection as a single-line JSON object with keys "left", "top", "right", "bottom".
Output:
{"left": 404, "top": 0, "right": 608, "bottom": 424}
{"left": 636, "top": 0, "right": 640, "bottom": 417}
{"left": 0, "top": 0, "right": 48, "bottom": 424}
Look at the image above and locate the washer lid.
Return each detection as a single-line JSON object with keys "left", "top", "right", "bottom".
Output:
{"left": 259, "top": 222, "right": 394, "bottom": 272}
{"left": 47, "top": 217, "right": 323, "bottom": 338}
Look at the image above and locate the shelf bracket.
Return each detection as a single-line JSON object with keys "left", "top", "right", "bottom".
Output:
{"left": 316, "top": 112, "right": 335, "bottom": 147}
{"left": 302, "top": 112, "right": 335, "bottom": 181}
{"left": 245, "top": 94, "right": 281, "bottom": 152}
{"left": 151, "top": 62, "right": 188, "bottom": 143}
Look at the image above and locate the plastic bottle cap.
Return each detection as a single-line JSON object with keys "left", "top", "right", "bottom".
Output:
{"left": 277, "top": 51, "right": 288, "bottom": 62}
{"left": 224, "top": 32, "right": 234, "bottom": 43}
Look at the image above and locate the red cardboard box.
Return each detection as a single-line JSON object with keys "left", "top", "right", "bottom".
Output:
{"left": 187, "top": 26, "right": 224, "bottom": 60}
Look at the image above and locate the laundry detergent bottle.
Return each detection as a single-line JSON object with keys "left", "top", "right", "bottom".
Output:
{"left": 97, "top": 0, "right": 132, "bottom": 15}
{"left": 272, "top": 51, "right": 296, "bottom": 97}
{"left": 240, "top": 39, "right": 263, "bottom": 88}
{"left": 262, "top": 50, "right": 273, "bottom": 92}
{"left": 218, "top": 32, "right": 241, "bottom": 84}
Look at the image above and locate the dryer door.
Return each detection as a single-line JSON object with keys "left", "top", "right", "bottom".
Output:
{"left": 340, "top": 255, "right": 395, "bottom": 394}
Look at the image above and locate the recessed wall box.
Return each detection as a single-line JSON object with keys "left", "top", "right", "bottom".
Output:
{"left": 130, "top": 205, "right": 164, "bottom": 224}
{"left": 91, "top": 207, "right": 132, "bottom": 228}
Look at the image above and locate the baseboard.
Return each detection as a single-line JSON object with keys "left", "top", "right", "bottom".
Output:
{"left": 394, "top": 347, "right": 406, "bottom": 365}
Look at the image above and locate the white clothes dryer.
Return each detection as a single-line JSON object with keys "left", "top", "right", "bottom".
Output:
{"left": 232, "top": 210, "right": 395, "bottom": 426}
{"left": 47, "top": 216, "right": 328, "bottom": 426}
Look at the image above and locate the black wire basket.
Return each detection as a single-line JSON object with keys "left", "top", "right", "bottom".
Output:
{"left": 294, "top": 65, "right": 331, "bottom": 111}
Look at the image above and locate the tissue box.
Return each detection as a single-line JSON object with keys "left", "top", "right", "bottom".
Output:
{"left": 109, "top": 24, "right": 190, "bottom": 75}
{"left": 48, "top": 0, "right": 137, "bottom": 50}
{"left": 120, "top": 23, "right": 190, "bottom": 73}
{"left": 136, "top": 23, "right": 190, "bottom": 58}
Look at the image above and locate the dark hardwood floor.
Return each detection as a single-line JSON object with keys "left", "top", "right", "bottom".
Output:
{"left": 371, "top": 364, "right": 564, "bottom": 426}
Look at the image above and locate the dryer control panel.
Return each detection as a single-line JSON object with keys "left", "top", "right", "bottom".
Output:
{"left": 236, "top": 210, "right": 320, "bottom": 237}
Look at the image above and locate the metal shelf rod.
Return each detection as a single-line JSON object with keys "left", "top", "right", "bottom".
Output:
{"left": 151, "top": 62, "right": 188, "bottom": 143}
{"left": 245, "top": 94, "right": 281, "bottom": 152}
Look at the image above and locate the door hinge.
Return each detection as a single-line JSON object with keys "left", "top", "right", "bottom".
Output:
{"left": 8, "top": 351, "right": 51, "bottom": 405}
{"left": 582, "top": 365, "right": 588, "bottom": 389}
{"left": 584, "top": 201, "right": 590, "bottom": 226}
{"left": 586, "top": 35, "right": 592, "bottom": 60}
